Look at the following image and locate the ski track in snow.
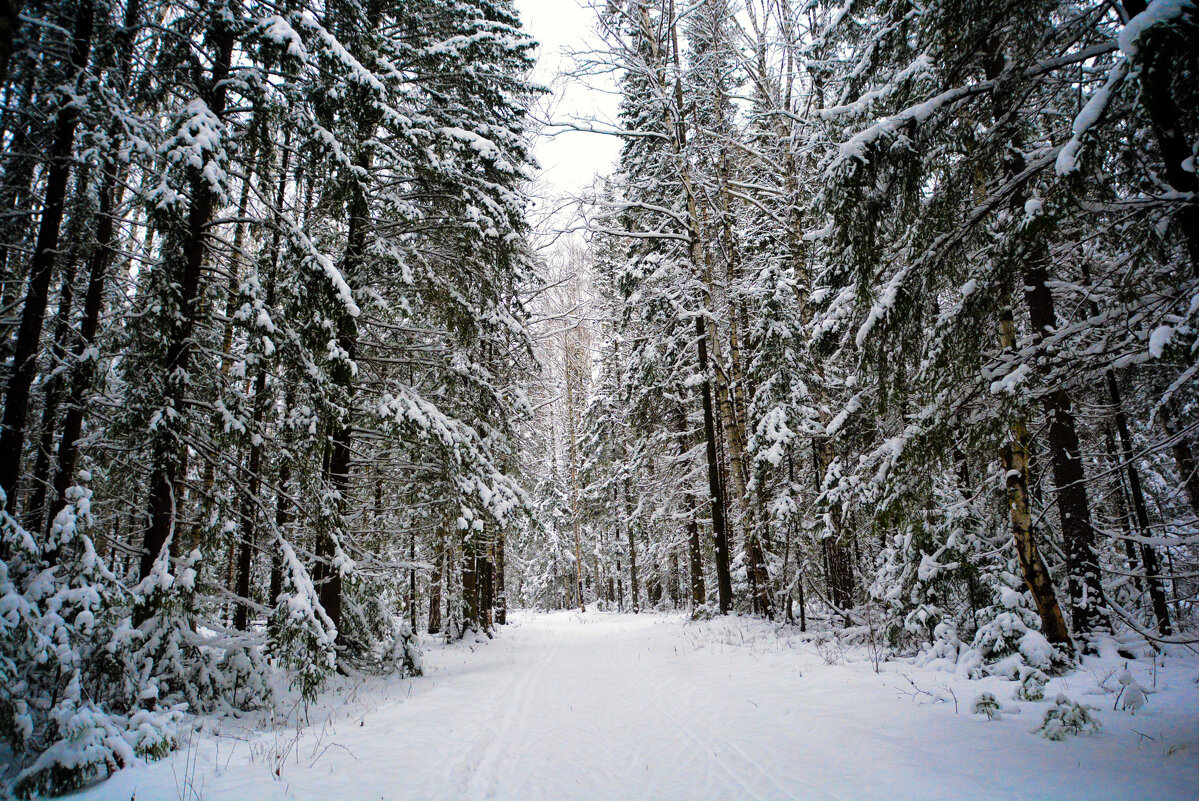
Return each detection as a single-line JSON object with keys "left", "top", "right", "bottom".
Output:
{"left": 75, "top": 611, "right": 1199, "bottom": 800}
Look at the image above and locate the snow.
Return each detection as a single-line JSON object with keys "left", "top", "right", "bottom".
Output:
{"left": 1149, "top": 324, "right": 1175, "bottom": 357}
{"left": 1119, "top": 0, "right": 1195, "bottom": 56}
{"left": 1055, "top": 59, "right": 1129, "bottom": 175}
{"left": 72, "top": 612, "right": 1199, "bottom": 801}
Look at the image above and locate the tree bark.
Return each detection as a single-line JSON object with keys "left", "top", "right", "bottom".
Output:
{"left": 495, "top": 532, "right": 507, "bottom": 624}
{"left": 998, "top": 311, "right": 1073, "bottom": 647}
{"left": 428, "top": 519, "right": 445, "bottom": 633}
{"left": 139, "top": 8, "right": 235, "bottom": 580}
{"left": 269, "top": 454, "right": 291, "bottom": 609}
{"left": 696, "top": 316, "right": 734, "bottom": 612}
{"left": 1022, "top": 262, "right": 1106, "bottom": 635}
{"left": 1106, "top": 372, "right": 1171, "bottom": 634}
{"left": 625, "top": 477, "right": 640, "bottom": 613}
{"left": 233, "top": 365, "right": 267, "bottom": 631}
{"left": 462, "top": 538, "right": 479, "bottom": 632}
{"left": 0, "top": 0, "right": 95, "bottom": 506}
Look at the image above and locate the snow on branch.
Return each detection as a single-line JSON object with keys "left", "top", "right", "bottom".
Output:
{"left": 1119, "top": 0, "right": 1196, "bottom": 56}
{"left": 1055, "top": 58, "right": 1129, "bottom": 175}
{"left": 829, "top": 80, "right": 996, "bottom": 173}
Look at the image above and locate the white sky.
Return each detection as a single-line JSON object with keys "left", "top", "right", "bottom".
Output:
{"left": 514, "top": 0, "right": 622, "bottom": 198}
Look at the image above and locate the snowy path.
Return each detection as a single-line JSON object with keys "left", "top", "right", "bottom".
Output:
{"left": 80, "top": 612, "right": 1199, "bottom": 800}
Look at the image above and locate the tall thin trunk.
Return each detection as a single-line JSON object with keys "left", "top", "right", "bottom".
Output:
{"left": 1022, "top": 261, "right": 1105, "bottom": 635}
{"left": 1106, "top": 372, "right": 1172, "bottom": 634}
{"left": 233, "top": 365, "right": 267, "bottom": 630}
{"left": 624, "top": 477, "right": 640, "bottom": 613}
{"left": 428, "top": 519, "right": 445, "bottom": 634}
{"left": 27, "top": 181, "right": 88, "bottom": 538}
{"left": 269, "top": 454, "right": 291, "bottom": 608}
{"left": 141, "top": 14, "right": 235, "bottom": 579}
{"left": 461, "top": 537, "right": 479, "bottom": 632}
{"left": 999, "top": 310, "right": 1072, "bottom": 646}
{"left": 495, "top": 532, "right": 507, "bottom": 624}
{"left": 0, "top": 0, "right": 95, "bottom": 505}
{"left": 814, "top": 439, "right": 854, "bottom": 613}
{"left": 564, "top": 343, "right": 585, "bottom": 612}
{"left": 695, "top": 315, "right": 733, "bottom": 612}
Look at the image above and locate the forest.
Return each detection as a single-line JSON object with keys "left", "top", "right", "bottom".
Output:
{"left": 0, "top": 0, "right": 1196, "bottom": 797}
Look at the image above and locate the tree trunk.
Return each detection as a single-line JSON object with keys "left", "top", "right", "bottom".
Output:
{"left": 564, "top": 346, "right": 585, "bottom": 612}
{"left": 495, "top": 532, "right": 507, "bottom": 624}
{"left": 233, "top": 366, "right": 267, "bottom": 631}
{"left": 269, "top": 455, "right": 291, "bottom": 609}
{"left": 27, "top": 211, "right": 84, "bottom": 539}
{"left": 696, "top": 316, "right": 734, "bottom": 612}
{"left": 409, "top": 528, "right": 418, "bottom": 632}
{"left": 624, "top": 477, "right": 640, "bottom": 613}
{"left": 1105, "top": 372, "right": 1172, "bottom": 634}
{"left": 0, "top": 0, "right": 23, "bottom": 86}
{"left": 0, "top": 0, "right": 94, "bottom": 505}
{"left": 428, "top": 520, "right": 445, "bottom": 634}
{"left": 462, "top": 538, "right": 479, "bottom": 632}
{"left": 139, "top": 10, "right": 235, "bottom": 580}
{"left": 814, "top": 439, "right": 854, "bottom": 613}
{"left": 999, "top": 311, "right": 1072, "bottom": 647}
{"left": 1022, "top": 262, "right": 1106, "bottom": 635}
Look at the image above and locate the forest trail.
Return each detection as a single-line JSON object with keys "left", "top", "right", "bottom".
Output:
{"left": 80, "top": 612, "right": 1199, "bottom": 801}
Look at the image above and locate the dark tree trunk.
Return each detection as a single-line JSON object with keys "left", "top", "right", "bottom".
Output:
{"left": 461, "top": 540, "right": 479, "bottom": 632}
{"left": 696, "top": 316, "right": 733, "bottom": 612}
{"left": 139, "top": 11, "right": 235, "bottom": 580}
{"left": 674, "top": 407, "right": 706, "bottom": 608}
{"left": 0, "top": 0, "right": 22, "bottom": 86}
{"left": 233, "top": 367, "right": 267, "bottom": 631}
{"left": 687, "top": 512, "right": 706, "bottom": 608}
{"left": 1022, "top": 262, "right": 1105, "bottom": 634}
{"left": 314, "top": 421, "right": 352, "bottom": 632}
{"left": 1105, "top": 373, "right": 1172, "bottom": 633}
{"left": 815, "top": 440, "right": 854, "bottom": 614}
{"left": 27, "top": 230, "right": 82, "bottom": 539}
{"left": 48, "top": 166, "right": 127, "bottom": 537}
{"left": 998, "top": 312, "right": 1072, "bottom": 647}
{"left": 624, "top": 478, "right": 639, "bottom": 613}
{"left": 0, "top": 0, "right": 94, "bottom": 505}
{"left": 409, "top": 529, "right": 418, "bottom": 632}
{"left": 428, "top": 523, "right": 445, "bottom": 634}
{"left": 269, "top": 455, "right": 291, "bottom": 609}
{"left": 495, "top": 533, "right": 507, "bottom": 624}
{"left": 310, "top": 149, "right": 368, "bottom": 636}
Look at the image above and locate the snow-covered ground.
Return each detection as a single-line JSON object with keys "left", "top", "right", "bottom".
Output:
{"left": 74, "top": 611, "right": 1199, "bottom": 800}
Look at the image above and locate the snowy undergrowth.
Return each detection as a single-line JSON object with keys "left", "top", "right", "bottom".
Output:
{"left": 676, "top": 612, "right": 1196, "bottom": 752}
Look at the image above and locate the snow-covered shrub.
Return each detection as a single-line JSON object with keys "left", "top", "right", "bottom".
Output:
{"left": 1116, "top": 668, "right": 1148, "bottom": 714}
{"left": 872, "top": 511, "right": 961, "bottom": 654}
{"left": 340, "top": 582, "right": 422, "bottom": 677}
{"left": 0, "top": 483, "right": 187, "bottom": 798}
{"left": 1035, "top": 695, "right": 1100, "bottom": 740}
{"left": 267, "top": 537, "right": 338, "bottom": 701}
{"left": 1014, "top": 668, "right": 1049, "bottom": 701}
{"left": 972, "top": 692, "right": 1002, "bottom": 720}
{"left": 968, "top": 576, "right": 1069, "bottom": 679}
